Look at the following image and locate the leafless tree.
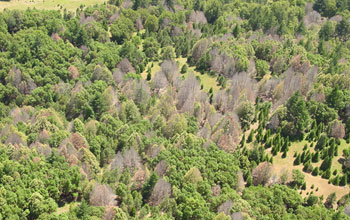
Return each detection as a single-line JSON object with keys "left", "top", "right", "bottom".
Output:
{"left": 217, "top": 200, "right": 233, "bottom": 216}
{"left": 58, "top": 140, "right": 81, "bottom": 162}
{"left": 155, "top": 160, "right": 168, "bottom": 177}
{"left": 236, "top": 171, "right": 245, "bottom": 194}
{"left": 7, "top": 66, "right": 22, "bottom": 89}
{"left": 171, "top": 26, "right": 182, "bottom": 37}
{"left": 329, "top": 120, "right": 345, "bottom": 139}
{"left": 228, "top": 73, "right": 257, "bottom": 109}
{"left": 198, "top": 123, "right": 211, "bottom": 139}
{"left": 117, "top": 58, "right": 135, "bottom": 74}
{"left": 109, "top": 13, "right": 120, "bottom": 23}
{"left": 113, "top": 69, "right": 125, "bottom": 87}
{"left": 149, "top": 178, "right": 172, "bottom": 206}
{"left": 152, "top": 60, "right": 180, "bottom": 90}
{"left": 191, "top": 39, "right": 210, "bottom": 64}
{"left": 89, "top": 184, "right": 117, "bottom": 206}
{"left": 37, "top": 129, "right": 50, "bottom": 143}
{"left": 303, "top": 10, "right": 322, "bottom": 27}
{"left": 213, "top": 90, "right": 229, "bottom": 113}
{"left": 30, "top": 142, "right": 52, "bottom": 157}
{"left": 267, "top": 114, "right": 280, "bottom": 131}
{"left": 161, "top": 17, "right": 171, "bottom": 29}
{"left": 160, "top": 60, "right": 179, "bottom": 83}
{"left": 135, "top": 17, "right": 143, "bottom": 30}
{"left": 80, "top": 15, "right": 95, "bottom": 25}
{"left": 252, "top": 162, "right": 273, "bottom": 186}
{"left": 5, "top": 133, "right": 25, "bottom": 146}
{"left": 209, "top": 48, "right": 236, "bottom": 77}
{"left": 330, "top": 15, "right": 342, "bottom": 22}
{"left": 211, "top": 185, "right": 221, "bottom": 197}
{"left": 122, "top": 0, "right": 132, "bottom": 9}
{"left": 231, "top": 212, "right": 244, "bottom": 220}
{"left": 111, "top": 148, "right": 142, "bottom": 172}
{"left": 148, "top": 145, "right": 162, "bottom": 159}
{"left": 103, "top": 207, "right": 116, "bottom": 220}
{"left": 92, "top": 64, "right": 113, "bottom": 82}
{"left": 122, "top": 78, "right": 151, "bottom": 106}
{"left": 10, "top": 106, "right": 32, "bottom": 124}
{"left": 176, "top": 73, "right": 200, "bottom": 114}
{"left": 188, "top": 11, "right": 207, "bottom": 24}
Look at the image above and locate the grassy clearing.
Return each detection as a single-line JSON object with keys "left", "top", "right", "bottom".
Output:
{"left": 270, "top": 140, "right": 349, "bottom": 202}
{"left": 0, "top": 0, "right": 104, "bottom": 11}
{"left": 141, "top": 57, "right": 220, "bottom": 93}
{"left": 56, "top": 202, "right": 79, "bottom": 215}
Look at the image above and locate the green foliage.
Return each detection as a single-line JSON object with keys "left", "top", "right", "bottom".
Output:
{"left": 0, "top": 2, "right": 349, "bottom": 219}
{"left": 111, "top": 17, "right": 135, "bottom": 44}
{"left": 285, "top": 92, "right": 311, "bottom": 138}
{"left": 236, "top": 101, "right": 255, "bottom": 130}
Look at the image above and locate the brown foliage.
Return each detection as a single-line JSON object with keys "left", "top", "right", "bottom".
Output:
{"left": 103, "top": 207, "right": 116, "bottom": 220}
{"left": 132, "top": 168, "right": 147, "bottom": 190}
{"left": 51, "top": 33, "right": 61, "bottom": 42}
{"left": 37, "top": 129, "right": 51, "bottom": 143}
{"left": 70, "top": 133, "right": 88, "bottom": 149}
{"left": 68, "top": 65, "right": 80, "bottom": 80}
{"left": 89, "top": 184, "right": 117, "bottom": 206}
{"left": 117, "top": 58, "right": 135, "bottom": 74}
{"left": 329, "top": 120, "right": 345, "bottom": 139}
{"left": 252, "top": 162, "right": 273, "bottom": 186}
{"left": 211, "top": 185, "right": 221, "bottom": 197}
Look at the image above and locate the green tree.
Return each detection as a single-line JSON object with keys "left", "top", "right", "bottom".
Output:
{"left": 236, "top": 101, "right": 255, "bottom": 130}
{"left": 335, "top": 17, "right": 350, "bottom": 42}
{"left": 286, "top": 92, "right": 311, "bottom": 138}
{"left": 313, "top": 0, "right": 337, "bottom": 17}
{"left": 110, "top": 17, "right": 135, "bottom": 44}
{"left": 326, "top": 86, "right": 345, "bottom": 110}
{"left": 319, "top": 21, "right": 336, "bottom": 41}
{"left": 145, "top": 15, "right": 159, "bottom": 33}
{"left": 204, "top": 0, "right": 222, "bottom": 24}
{"left": 325, "top": 192, "right": 337, "bottom": 209}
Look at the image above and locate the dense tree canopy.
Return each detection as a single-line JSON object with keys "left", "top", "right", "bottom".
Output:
{"left": 1, "top": 0, "right": 350, "bottom": 219}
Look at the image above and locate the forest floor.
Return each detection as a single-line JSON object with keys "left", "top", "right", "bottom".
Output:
{"left": 270, "top": 140, "right": 349, "bottom": 203}
{"left": 0, "top": 0, "right": 103, "bottom": 11}
{"left": 141, "top": 57, "right": 220, "bottom": 93}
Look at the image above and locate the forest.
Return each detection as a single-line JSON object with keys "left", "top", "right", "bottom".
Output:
{"left": 1, "top": 0, "right": 350, "bottom": 219}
